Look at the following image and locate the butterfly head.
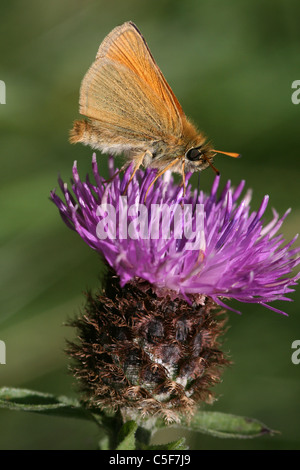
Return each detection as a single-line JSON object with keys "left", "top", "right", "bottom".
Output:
{"left": 185, "top": 144, "right": 218, "bottom": 174}
{"left": 185, "top": 143, "right": 241, "bottom": 175}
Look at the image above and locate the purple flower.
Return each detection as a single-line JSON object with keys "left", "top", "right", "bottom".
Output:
{"left": 51, "top": 154, "right": 300, "bottom": 315}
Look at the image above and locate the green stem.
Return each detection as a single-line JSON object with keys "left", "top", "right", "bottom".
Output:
{"left": 135, "top": 425, "right": 152, "bottom": 448}
{"left": 92, "top": 409, "right": 124, "bottom": 450}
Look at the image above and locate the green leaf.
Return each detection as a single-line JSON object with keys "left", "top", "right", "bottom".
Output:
{"left": 116, "top": 420, "right": 138, "bottom": 450}
{"left": 139, "top": 437, "right": 188, "bottom": 450}
{"left": 181, "top": 410, "right": 277, "bottom": 439}
{"left": 0, "top": 387, "right": 94, "bottom": 422}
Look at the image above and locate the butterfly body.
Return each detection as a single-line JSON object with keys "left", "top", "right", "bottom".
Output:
{"left": 72, "top": 117, "right": 212, "bottom": 174}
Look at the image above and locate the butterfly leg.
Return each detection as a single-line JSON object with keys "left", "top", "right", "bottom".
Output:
{"left": 144, "top": 157, "right": 182, "bottom": 203}
{"left": 104, "top": 162, "right": 130, "bottom": 184}
{"left": 122, "top": 151, "right": 151, "bottom": 195}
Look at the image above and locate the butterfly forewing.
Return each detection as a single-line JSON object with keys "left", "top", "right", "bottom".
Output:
{"left": 96, "top": 22, "right": 184, "bottom": 116}
{"left": 81, "top": 60, "right": 169, "bottom": 140}
{"left": 79, "top": 22, "right": 184, "bottom": 140}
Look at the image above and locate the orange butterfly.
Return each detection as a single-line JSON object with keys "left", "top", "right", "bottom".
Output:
{"left": 70, "top": 21, "right": 239, "bottom": 196}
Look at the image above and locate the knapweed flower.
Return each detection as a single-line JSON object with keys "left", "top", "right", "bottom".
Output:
{"left": 51, "top": 155, "right": 299, "bottom": 422}
{"left": 51, "top": 154, "right": 300, "bottom": 315}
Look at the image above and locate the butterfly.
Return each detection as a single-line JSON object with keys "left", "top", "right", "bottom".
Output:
{"left": 70, "top": 21, "right": 240, "bottom": 197}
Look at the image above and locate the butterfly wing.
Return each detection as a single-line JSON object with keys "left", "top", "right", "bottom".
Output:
{"left": 95, "top": 22, "right": 185, "bottom": 118}
{"left": 78, "top": 21, "right": 185, "bottom": 142}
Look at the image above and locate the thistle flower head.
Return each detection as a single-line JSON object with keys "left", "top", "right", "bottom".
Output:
{"left": 51, "top": 154, "right": 300, "bottom": 315}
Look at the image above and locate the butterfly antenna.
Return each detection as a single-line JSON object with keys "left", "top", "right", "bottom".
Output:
{"left": 204, "top": 150, "right": 241, "bottom": 177}
{"left": 212, "top": 150, "right": 241, "bottom": 158}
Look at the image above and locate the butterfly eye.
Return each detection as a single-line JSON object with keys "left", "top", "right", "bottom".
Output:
{"left": 186, "top": 147, "right": 202, "bottom": 161}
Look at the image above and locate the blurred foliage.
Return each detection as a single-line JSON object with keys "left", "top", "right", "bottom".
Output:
{"left": 0, "top": 0, "right": 299, "bottom": 449}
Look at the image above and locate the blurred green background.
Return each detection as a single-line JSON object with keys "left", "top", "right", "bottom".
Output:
{"left": 1, "top": 0, "right": 300, "bottom": 449}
